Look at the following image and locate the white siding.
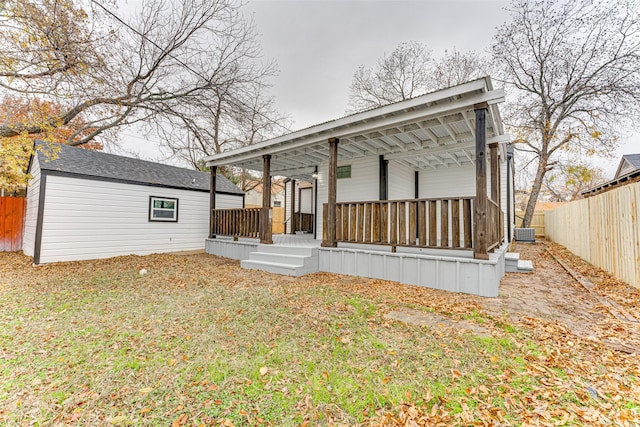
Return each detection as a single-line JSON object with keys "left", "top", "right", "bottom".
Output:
{"left": 300, "top": 188, "right": 313, "bottom": 213}
{"left": 418, "top": 163, "right": 475, "bottom": 198}
{"left": 501, "top": 158, "right": 509, "bottom": 242}
{"left": 285, "top": 180, "right": 292, "bottom": 234}
{"left": 244, "top": 190, "right": 261, "bottom": 207}
{"left": 38, "top": 175, "right": 242, "bottom": 263}
{"left": 316, "top": 156, "right": 380, "bottom": 240}
{"left": 388, "top": 160, "right": 415, "bottom": 200}
{"left": 22, "top": 156, "right": 41, "bottom": 257}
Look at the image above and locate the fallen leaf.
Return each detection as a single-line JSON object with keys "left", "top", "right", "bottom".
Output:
{"left": 109, "top": 415, "right": 131, "bottom": 425}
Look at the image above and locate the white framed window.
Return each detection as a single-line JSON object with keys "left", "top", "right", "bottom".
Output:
{"left": 149, "top": 196, "right": 178, "bottom": 222}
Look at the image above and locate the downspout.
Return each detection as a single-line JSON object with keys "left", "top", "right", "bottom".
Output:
{"left": 415, "top": 170, "right": 419, "bottom": 239}
{"left": 506, "top": 144, "right": 514, "bottom": 242}
{"left": 379, "top": 155, "right": 388, "bottom": 200}
{"left": 313, "top": 166, "right": 318, "bottom": 240}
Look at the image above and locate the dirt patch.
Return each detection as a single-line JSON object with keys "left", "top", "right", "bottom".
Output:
{"left": 384, "top": 308, "right": 491, "bottom": 337}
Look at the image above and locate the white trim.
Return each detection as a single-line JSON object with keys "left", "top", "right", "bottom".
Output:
{"left": 149, "top": 196, "right": 178, "bottom": 222}
{"left": 205, "top": 80, "right": 505, "bottom": 167}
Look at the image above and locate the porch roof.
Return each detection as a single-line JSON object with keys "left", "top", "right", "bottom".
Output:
{"left": 205, "top": 77, "right": 508, "bottom": 179}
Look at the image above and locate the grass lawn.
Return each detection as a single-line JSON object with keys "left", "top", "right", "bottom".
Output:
{"left": 0, "top": 251, "right": 638, "bottom": 426}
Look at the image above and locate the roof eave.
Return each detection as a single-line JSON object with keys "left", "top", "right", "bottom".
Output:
{"left": 206, "top": 78, "right": 504, "bottom": 168}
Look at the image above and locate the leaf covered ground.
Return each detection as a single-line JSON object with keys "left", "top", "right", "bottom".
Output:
{"left": 0, "top": 241, "right": 638, "bottom": 426}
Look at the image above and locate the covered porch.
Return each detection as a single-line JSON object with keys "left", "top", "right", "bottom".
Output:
{"left": 204, "top": 77, "right": 512, "bottom": 296}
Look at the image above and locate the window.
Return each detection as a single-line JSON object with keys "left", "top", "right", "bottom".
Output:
{"left": 273, "top": 201, "right": 282, "bottom": 207}
{"left": 337, "top": 165, "right": 351, "bottom": 179}
{"left": 149, "top": 196, "right": 178, "bottom": 222}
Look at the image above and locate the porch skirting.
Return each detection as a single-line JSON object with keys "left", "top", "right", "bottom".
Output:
{"left": 205, "top": 238, "right": 258, "bottom": 260}
{"left": 205, "top": 237, "right": 506, "bottom": 297}
{"left": 318, "top": 244, "right": 506, "bottom": 298}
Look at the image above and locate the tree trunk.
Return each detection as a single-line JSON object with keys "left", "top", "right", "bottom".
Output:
{"left": 521, "top": 156, "right": 548, "bottom": 228}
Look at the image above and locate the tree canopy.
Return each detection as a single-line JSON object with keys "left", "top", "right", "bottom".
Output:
{"left": 492, "top": 0, "right": 640, "bottom": 227}
{"left": 0, "top": 0, "right": 285, "bottom": 189}
{"left": 347, "top": 42, "right": 486, "bottom": 113}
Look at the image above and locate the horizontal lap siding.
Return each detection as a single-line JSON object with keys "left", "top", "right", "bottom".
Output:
{"left": 316, "top": 156, "right": 379, "bottom": 241}
{"left": 39, "top": 175, "right": 241, "bottom": 263}
{"left": 388, "top": 160, "right": 415, "bottom": 200}
{"left": 418, "top": 163, "right": 474, "bottom": 199}
{"left": 22, "top": 156, "right": 41, "bottom": 257}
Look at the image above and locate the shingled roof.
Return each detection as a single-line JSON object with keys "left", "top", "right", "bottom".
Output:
{"left": 614, "top": 154, "right": 640, "bottom": 179}
{"left": 35, "top": 143, "right": 243, "bottom": 195}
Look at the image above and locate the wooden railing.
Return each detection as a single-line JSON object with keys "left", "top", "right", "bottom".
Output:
{"left": 212, "top": 208, "right": 262, "bottom": 238}
{"left": 487, "top": 199, "right": 504, "bottom": 250}
{"left": 293, "top": 212, "right": 314, "bottom": 233}
{"left": 323, "top": 198, "right": 474, "bottom": 249}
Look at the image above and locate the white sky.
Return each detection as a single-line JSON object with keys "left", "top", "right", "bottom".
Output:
{"left": 113, "top": 0, "right": 639, "bottom": 178}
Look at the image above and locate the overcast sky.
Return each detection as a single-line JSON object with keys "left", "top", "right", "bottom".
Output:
{"left": 115, "top": 0, "right": 638, "bottom": 177}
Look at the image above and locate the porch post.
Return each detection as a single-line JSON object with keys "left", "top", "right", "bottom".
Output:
{"left": 322, "top": 137, "right": 339, "bottom": 247}
{"left": 474, "top": 103, "right": 489, "bottom": 260}
{"left": 490, "top": 143, "right": 499, "bottom": 204}
{"left": 260, "top": 154, "right": 273, "bottom": 244}
{"left": 290, "top": 179, "right": 296, "bottom": 234}
{"left": 209, "top": 165, "right": 217, "bottom": 238}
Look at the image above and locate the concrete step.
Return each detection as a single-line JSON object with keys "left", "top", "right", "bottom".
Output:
{"left": 249, "top": 251, "right": 308, "bottom": 266}
{"left": 505, "top": 252, "right": 520, "bottom": 262}
{"left": 517, "top": 259, "right": 533, "bottom": 272}
{"left": 241, "top": 244, "right": 319, "bottom": 277}
{"left": 256, "top": 244, "right": 317, "bottom": 257}
{"left": 506, "top": 252, "right": 533, "bottom": 272}
{"left": 241, "top": 259, "right": 316, "bottom": 276}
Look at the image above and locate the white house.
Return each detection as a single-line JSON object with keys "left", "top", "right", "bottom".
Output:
{"left": 203, "top": 78, "right": 520, "bottom": 297}
{"left": 23, "top": 143, "right": 243, "bottom": 264}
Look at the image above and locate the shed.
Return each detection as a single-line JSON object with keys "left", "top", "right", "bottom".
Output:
{"left": 23, "top": 143, "right": 243, "bottom": 264}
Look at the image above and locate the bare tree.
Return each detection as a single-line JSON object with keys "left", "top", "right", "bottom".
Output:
{"left": 347, "top": 41, "right": 434, "bottom": 112}
{"left": 347, "top": 42, "right": 488, "bottom": 113}
{"left": 0, "top": 0, "right": 285, "bottom": 154}
{"left": 431, "top": 48, "right": 486, "bottom": 90}
{"left": 492, "top": 0, "right": 640, "bottom": 227}
{"left": 155, "top": 80, "right": 289, "bottom": 170}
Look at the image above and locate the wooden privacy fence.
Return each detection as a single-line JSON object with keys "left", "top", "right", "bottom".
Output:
{"left": 515, "top": 211, "right": 546, "bottom": 237}
{"left": 323, "top": 197, "right": 477, "bottom": 250}
{"left": 1, "top": 196, "right": 26, "bottom": 252}
{"left": 212, "top": 208, "right": 261, "bottom": 238}
{"left": 271, "top": 207, "right": 285, "bottom": 234}
{"left": 545, "top": 181, "right": 640, "bottom": 288}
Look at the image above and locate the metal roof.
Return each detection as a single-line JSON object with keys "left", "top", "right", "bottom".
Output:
{"left": 205, "top": 77, "right": 508, "bottom": 179}
{"left": 36, "top": 143, "right": 243, "bottom": 195}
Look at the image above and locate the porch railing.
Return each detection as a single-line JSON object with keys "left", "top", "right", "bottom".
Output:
{"left": 212, "top": 208, "right": 262, "bottom": 238}
{"left": 487, "top": 199, "right": 504, "bottom": 250}
{"left": 292, "top": 212, "right": 314, "bottom": 233}
{"left": 323, "top": 197, "right": 475, "bottom": 249}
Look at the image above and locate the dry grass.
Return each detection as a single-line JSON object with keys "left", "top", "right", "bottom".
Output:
{"left": 0, "top": 251, "right": 638, "bottom": 426}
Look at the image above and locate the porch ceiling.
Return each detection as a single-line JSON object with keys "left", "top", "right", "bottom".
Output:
{"left": 205, "top": 77, "right": 508, "bottom": 178}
